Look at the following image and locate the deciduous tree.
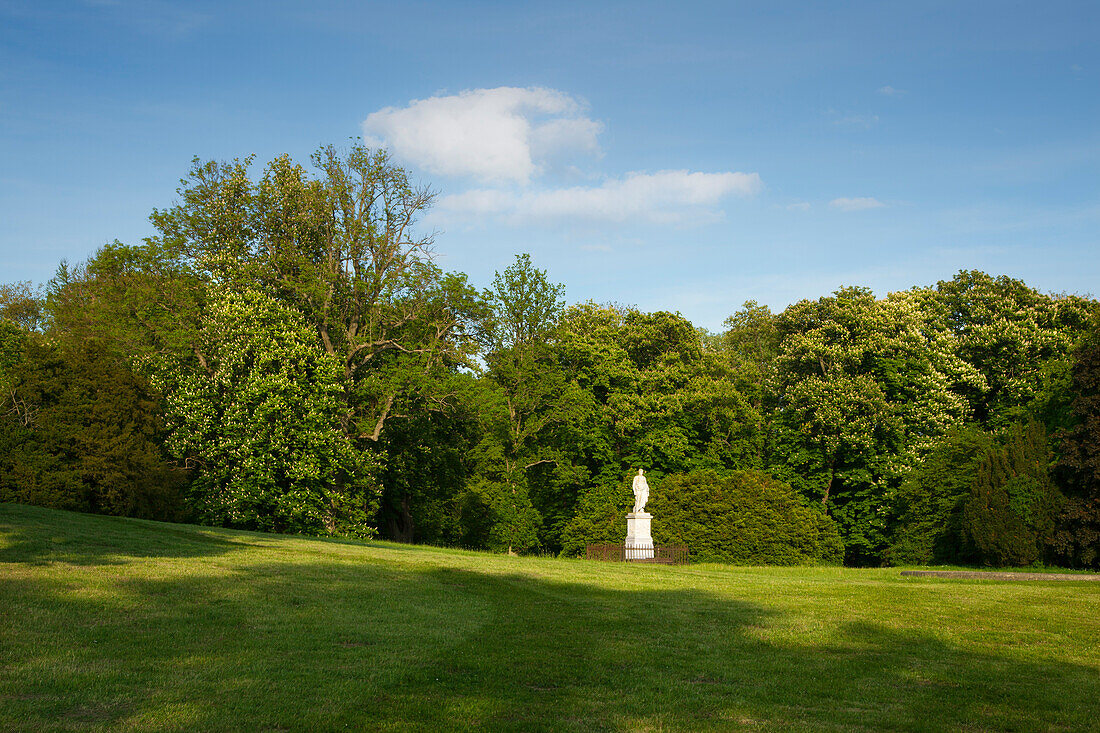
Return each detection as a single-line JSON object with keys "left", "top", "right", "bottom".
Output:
{"left": 933, "top": 270, "right": 1097, "bottom": 427}
{"left": 165, "top": 285, "right": 378, "bottom": 535}
{"left": 772, "top": 287, "right": 978, "bottom": 562}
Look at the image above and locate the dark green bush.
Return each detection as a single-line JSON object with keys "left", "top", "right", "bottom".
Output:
{"left": 558, "top": 478, "right": 634, "bottom": 557}
{"left": 0, "top": 332, "right": 187, "bottom": 521}
{"left": 963, "top": 419, "right": 1062, "bottom": 566}
{"left": 887, "top": 426, "right": 993, "bottom": 565}
{"left": 1053, "top": 312, "right": 1100, "bottom": 567}
{"left": 648, "top": 469, "right": 844, "bottom": 564}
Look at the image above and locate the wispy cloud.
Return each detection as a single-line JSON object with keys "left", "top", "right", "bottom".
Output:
{"left": 786, "top": 202, "right": 811, "bottom": 212}
{"left": 362, "top": 87, "right": 602, "bottom": 184}
{"left": 435, "top": 170, "right": 762, "bottom": 226}
{"left": 828, "top": 109, "right": 880, "bottom": 128}
{"left": 829, "top": 197, "right": 885, "bottom": 212}
{"left": 877, "top": 85, "right": 905, "bottom": 96}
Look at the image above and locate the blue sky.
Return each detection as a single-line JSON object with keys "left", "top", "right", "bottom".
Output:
{"left": 2, "top": 1, "right": 1098, "bottom": 330}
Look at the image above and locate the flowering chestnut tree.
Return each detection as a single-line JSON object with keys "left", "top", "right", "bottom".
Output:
{"left": 164, "top": 286, "right": 380, "bottom": 535}
{"left": 772, "top": 287, "right": 981, "bottom": 561}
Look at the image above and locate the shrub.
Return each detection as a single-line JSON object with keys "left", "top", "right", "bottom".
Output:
{"left": 648, "top": 469, "right": 843, "bottom": 564}
{"left": 0, "top": 332, "right": 187, "bottom": 520}
{"left": 558, "top": 477, "right": 634, "bottom": 557}
{"left": 963, "top": 419, "right": 1062, "bottom": 566}
{"left": 458, "top": 478, "right": 542, "bottom": 554}
{"left": 887, "top": 426, "right": 993, "bottom": 565}
{"left": 1053, "top": 312, "right": 1100, "bottom": 567}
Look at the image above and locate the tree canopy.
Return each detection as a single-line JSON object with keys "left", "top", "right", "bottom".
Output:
{"left": 4, "top": 144, "right": 1099, "bottom": 567}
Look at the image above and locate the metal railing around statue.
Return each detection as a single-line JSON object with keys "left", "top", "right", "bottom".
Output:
{"left": 586, "top": 543, "right": 689, "bottom": 565}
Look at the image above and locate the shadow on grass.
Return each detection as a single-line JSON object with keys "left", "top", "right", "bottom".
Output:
{"left": 2, "top": 507, "right": 1099, "bottom": 731}
{"left": 0, "top": 503, "right": 246, "bottom": 566}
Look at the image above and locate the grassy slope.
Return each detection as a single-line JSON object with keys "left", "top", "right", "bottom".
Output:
{"left": 1, "top": 504, "right": 1098, "bottom": 732}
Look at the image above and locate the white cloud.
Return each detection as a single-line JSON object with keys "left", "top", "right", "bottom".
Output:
{"left": 435, "top": 169, "right": 762, "bottom": 226}
{"left": 529, "top": 117, "right": 603, "bottom": 160}
{"left": 362, "top": 87, "right": 602, "bottom": 184}
{"left": 786, "top": 202, "right": 811, "bottom": 212}
{"left": 366, "top": 87, "right": 764, "bottom": 228}
{"left": 829, "top": 197, "right": 885, "bottom": 212}
{"left": 877, "top": 85, "right": 905, "bottom": 96}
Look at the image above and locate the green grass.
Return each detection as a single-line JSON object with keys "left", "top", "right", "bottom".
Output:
{"left": 2, "top": 504, "right": 1098, "bottom": 732}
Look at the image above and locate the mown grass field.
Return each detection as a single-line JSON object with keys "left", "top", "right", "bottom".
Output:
{"left": 2, "top": 503, "right": 1098, "bottom": 732}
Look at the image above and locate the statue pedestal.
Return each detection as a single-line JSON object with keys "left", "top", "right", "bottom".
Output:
{"left": 625, "top": 512, "right": 653, "bottom": 560}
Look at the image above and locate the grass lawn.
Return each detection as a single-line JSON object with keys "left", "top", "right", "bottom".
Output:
{"left": 2, "top": 503, "right": 1098, "bottom": 732}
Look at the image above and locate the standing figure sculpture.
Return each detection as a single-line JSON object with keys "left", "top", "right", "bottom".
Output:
{"left": 632, "top": 469, "right": 650, "bottom": 513}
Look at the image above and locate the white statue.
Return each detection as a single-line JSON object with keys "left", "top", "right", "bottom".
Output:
{"left": 631, "top": 469, "right": 650, "bottom": 513}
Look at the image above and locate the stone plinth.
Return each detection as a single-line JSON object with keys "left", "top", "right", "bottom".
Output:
{"left": 625, "top": 512, "right": 653, "bottom": 560}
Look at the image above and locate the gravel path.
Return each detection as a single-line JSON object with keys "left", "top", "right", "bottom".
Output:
{"left": 901, "top": 569, "right": 1100, "bottom": 581}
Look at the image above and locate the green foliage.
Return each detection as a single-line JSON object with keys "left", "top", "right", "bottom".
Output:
{"left": 963, "top": 420, "right": 1062, "bottom": 566}
{"left": 716, "top": 300, "right": 780, "bottom": 414}
{"left": 146, "top": 146, "right": 487, "bottom": 449}
{"left": 933, "top": 270, "right": 1098, "bottom": 428}
{"left": 461, "top": 477, "right": 542, "bottom": 553}
{"left": 164, "top": 286, "right": 379, "bottom": 536}
{"left": 559, "top": 303, "right": 765, "bottom": 476}
{"left": 1052, "top": 312, "right": 1100, "bottom": 566}
{"left": 12, "top": 138, "right": 1100, "bottom": 568}
{"left": 46, "top": 241, "right": 207, "bottom": 367}
{"left": 771, "top": 287, "right": 977, "bottom": 563}
{"left": 40, "top": 145, "right": 487, "bottom": 540}
{"left": 647, "top": 469, "right": 844, "bottom": 564}
{"left": 558, "top": 477, "right": 634, "bottom": 557}
{"left": 484, "top": 253, "right": 565, "bottom": 351}
{"left": 0, "top": 281, "right": 47, "bottom": 332}
{"left": 376, "top": 374, "right": 482, "bottom": 544}
{"left": 530, "top": 301, "right": 769, "bottom": 553}
{"left": 0, "top": 330, "right": 185, "bottom": 519}
{"left": 887, "top": 426, "right": 993, "bottom": 565}
{"left": 470, "top": 254, "right": 589, "bottom": 551}
{"left": 0, "top": 320, "right": 24, "bottom": 398}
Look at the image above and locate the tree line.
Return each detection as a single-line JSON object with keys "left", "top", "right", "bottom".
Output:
{"left": 2, "top": 145, "right": 1099, "bottom": 567}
